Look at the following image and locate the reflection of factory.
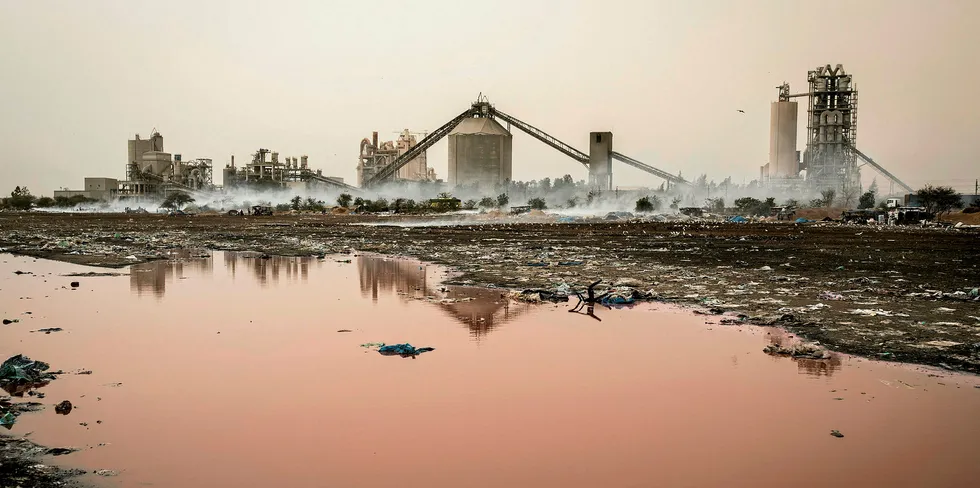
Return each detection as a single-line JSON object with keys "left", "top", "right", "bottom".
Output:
{"left": 223, "top": 149, "right": 349, "bottom": 190}
{"left": 356, "top": 255, "right": 527, "bottom": 336}
{"left": 120, "top": 131, "right": 215, "bottom": 198}
{"left": 224, "top": 253, "right": 314, "bottom": 286}
{"left": 130, "top": 251, "right": 213, "bottom": 298}
{"left": 357, "top": 130, "right": 435, "bottom": 186}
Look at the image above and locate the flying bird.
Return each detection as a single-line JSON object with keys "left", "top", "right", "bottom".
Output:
{"left": 737, "top": 109, "right": 745, "bottom": 113}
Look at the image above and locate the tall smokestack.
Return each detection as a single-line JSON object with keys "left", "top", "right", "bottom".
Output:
{"left": 372, "top": 131, "right": 378, "bottom": 148}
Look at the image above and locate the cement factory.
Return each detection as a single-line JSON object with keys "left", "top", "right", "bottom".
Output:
{"left": 56, "top": 63, "right": 913, "bottom": 203}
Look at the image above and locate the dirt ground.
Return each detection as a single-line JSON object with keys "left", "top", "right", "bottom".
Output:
{"left": 1, "top": 212, "right": 979, "bottom": 374}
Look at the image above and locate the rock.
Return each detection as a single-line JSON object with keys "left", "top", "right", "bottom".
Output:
{"left": 830, "top": 430, "right": 844, "bottom": 438}
{"left": 54, "top": 400, "right": 72, "bottom": 415}
{"left": 94, "top": 469, "right": 119, "bottom": 477}
{"left": 70, "top": 281, "right": 80, "bottom": 288}
{"left": 45, "top": 447, "right": 79, "bottom": 456}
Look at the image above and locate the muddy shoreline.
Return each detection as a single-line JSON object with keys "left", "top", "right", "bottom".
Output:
{"left": 2, "top": 212, "right": 979, "bottom": 375}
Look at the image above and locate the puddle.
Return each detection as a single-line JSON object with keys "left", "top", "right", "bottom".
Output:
{"left": 2, "top": 252, "right": 979, "bottom": 488}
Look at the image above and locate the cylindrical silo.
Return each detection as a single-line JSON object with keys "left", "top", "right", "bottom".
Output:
{"left": 447, "top": 117, "right": 513, "bottom": 188}
{"left": 768, "top": 101, "right": 798, "bottom": 178}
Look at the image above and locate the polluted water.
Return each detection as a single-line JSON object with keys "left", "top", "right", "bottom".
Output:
{"left": 1, "top": 252, "right": 980, "bottom": 488}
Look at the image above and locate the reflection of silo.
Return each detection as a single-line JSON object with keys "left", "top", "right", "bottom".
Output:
{"left": 448, "top": 118, "right": 513, "bottom": 187}
{"left": 769, "top": 101, "right": 798, "bottom": 177}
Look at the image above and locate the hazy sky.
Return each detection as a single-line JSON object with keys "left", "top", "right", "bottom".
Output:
{"left": 2, "top": 0, "right": 977, "bottom": 195}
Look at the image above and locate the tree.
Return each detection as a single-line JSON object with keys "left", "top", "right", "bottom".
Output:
{"left": 820, "top": 189, "right": 836, "bottom": 207}
{"left": 275, "top": 203, "right": 291, "bottom": 212}
{"left": 566, "top": 196, "right": 579, "bottom": 208}
{"left": 6, "top": 186, "right": 36, "bottom": 210}
{"left": 463, "top": 199, "right": 477, "bottom": 210}
{"left": 337, "top": 193, "right": 353, "bottom": 207}
{"left": 352, "top": 197, "right": 365, "bottom": 208}
{"left": 635, "top": 197, "right": 654, "bottom": 213}
{"left": 479, "top": 197, "right": 495, "bottom": 208}
{"left": 35, "top": 196, "right": 55, "bottom": 208}
{"left": 916, "top": 185, "right": 961, "bottom": 218}
{"left": 161, "top": 191, "right": 194, "bottom": 210}
{"left": 841, "top": 185, "right": 860, "bottom": 208}
{"left": 783, "top": 198, "right": 800, "bottom": 208}
{"left": 528, "top": 197, "right": 547, "bottom": 210}
{"left": 496, "top": 193, "right": 509, "bottom": 208}
{"left": 290, "top": 195, "right": 303, "bottom": 211}
{"left": 706, "top": 197, "right": 725, "bottom": 213}
{"left": 858, "top": 191, "right": 876, "bottom": 209}
{"left": 586, "top": 190, "right": 599, "bottom": 205}
{"left": 539, "top": 177, "right": 552, "bottom": 193}
{"left": 669, "top": 197, "right": 681, "bottom": 210}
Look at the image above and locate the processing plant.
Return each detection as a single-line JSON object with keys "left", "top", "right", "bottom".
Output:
{"left": 224, "top": 148, "right": 355, "bottom": 191}
{"left": 764, "top": 64, "right": 912, "bottom": 195}
{"left": 357, "top": 130, "right": 436, "bottom": 186}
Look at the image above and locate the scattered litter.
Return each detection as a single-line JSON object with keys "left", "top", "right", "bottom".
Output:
{"left": 830, "top": 430, "right": 844, "bottom": 438}
{"left": 94, "top": 469, "right": 119, "bottom": 477}
{"left": 935, "top": 307, "right": 956, "bottom": 313}
{"left": 31, "top": 328, "right": 63, "bottom": 334}
{"left": 557, "top": 261, "right": 584, "bottom": 266}
{"left": 336, "top": 329, "right": 352, "bottom": 333}
{"left": 923, "top": 340, "right": 962, "bottom": 348}
{"left": 763, "top": 342, "right": 831, "bottom": 359}
{"left": 819, "top": 291, "right": 845, "bottom": 301}
{"left": 360, "top": 342, "right": 384, "bottom": 348}
{"left": 0, "top": 412, "right": 16, "bottom": 426}
{"left": 0, "top": 354, "right": 57, "bottom": 386}
{"left": 848, "top": 308, "right": 910, "bottom": 317}
{"left": 377, "top": 343, "right": 435, "bottom": 357}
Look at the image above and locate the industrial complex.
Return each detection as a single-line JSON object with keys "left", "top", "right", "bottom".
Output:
{"left": 55, "top": 64, "right": 915, "bottom": 203}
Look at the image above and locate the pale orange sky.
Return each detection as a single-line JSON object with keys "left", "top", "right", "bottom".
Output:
{"left": 1, "top": 0, "right": 977, "bottom": 194}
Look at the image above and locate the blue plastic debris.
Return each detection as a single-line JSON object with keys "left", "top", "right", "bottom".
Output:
{"left": 377, "top": 344, "right": 435, "bottom": 357}
{"left": 558, "top": 261, "right": 584, "bottom": 266}
{"left": 795, "top": 217, "right": 811, "bottom": 224}
{"left": 557, "top": 216, "right": 577, "bottom": 223}
{"left": 0, "top": 412, "right": 16, "bottom": 426}
{"left": 729, "top": 216, "right": 747, "bottom": 223}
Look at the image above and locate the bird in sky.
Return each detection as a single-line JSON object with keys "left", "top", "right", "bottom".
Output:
{"left": 737, "top": 109, "right": 745, "bottom": 113}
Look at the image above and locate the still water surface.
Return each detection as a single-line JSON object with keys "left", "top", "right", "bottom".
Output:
{"left": 1, "top": 252, "right": 979, "bottom": 487}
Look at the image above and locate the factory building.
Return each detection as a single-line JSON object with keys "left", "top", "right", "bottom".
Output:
{"left": 118, "top": 131, "right": 214, "bottom": 198}
{"left": 53, "top": 177, "right": 119, "bottom": 201}
{"left": 763, "top": 64, "right": 862, "bottom": 194}
{"left": 763, "top": 83, "right": 800, "bottom": 184}
{"left": 223, "top": 150, "right": 347, "bottom": 190}
{"left": 447, "top": 117, "right": 513, "bottom": 188}
{"left": 357, "top": 130, "right": 435, "bottom": 186}
{"left": 803, "top": 64, "right": 860, "bottom": 192}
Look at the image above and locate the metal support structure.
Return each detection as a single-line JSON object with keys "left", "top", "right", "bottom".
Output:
{"left": 610, "top": 152, "right": 691, "bottom": 187}
{"left": 365, "top": 108, "right": 476, "bottom": 186}
{"left": 363, "top": 98, "right": 688, "bottom": 189}
{"left": 848, "top": 144, "right": 913, "bottom": 194}
{"left": 491, "top": 109, "right": 589, "bottom": 166}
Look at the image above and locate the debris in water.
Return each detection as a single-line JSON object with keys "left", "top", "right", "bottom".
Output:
{"left": 31, "top": 328, "right": 63, "bottom": 334}
{"left": 374, "top": 343, "right": 435, "bottom": 357}
{"left": 45, "top": 447, "right": 79, "bottom": 456}
{"left": 2, "top": 319, "right": 18, "bottom": 325}
{"left": 94, "top": 469, "right": 119, "bottom": 477}
{"left": 0, "top": 354, "right": 57, "bottom": 386}
{"left": 54, "top": 400, "right": 73, "bottom": 415}
{"left": 70, "top": 281, "right": 80, "bottom": 288}
{"left": 0, "top": 412, "right": 16, "bottom": 426}
{"left": 830, "top": 430, "right": 844, "bottom": 438}
{"left": 337, "top": 329, "right": 352, "bottom": 333}
{"left": 360, "top": 342, "right": 385, "bottom": 348}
